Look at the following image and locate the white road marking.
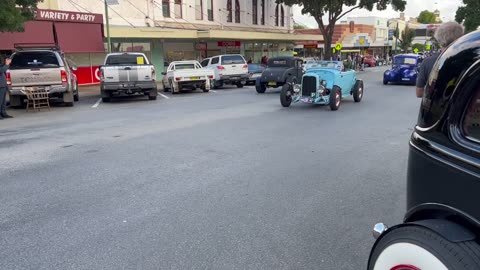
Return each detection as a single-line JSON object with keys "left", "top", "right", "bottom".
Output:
{"left": 92, "top": 98, "right": 102, "bottom": 108}
{"left": 158, "top": 93, "right": 170, "bottom": 99}
{"left": 210, "top": 90, "right": 217, "bottom": 93}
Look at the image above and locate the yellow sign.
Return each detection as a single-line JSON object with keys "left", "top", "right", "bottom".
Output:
{"left": 413, "top": 48, "right": 419, "bottom": 53}
{"left": 332, "top": 48, "right": 336, "bottom": 54}
{"left": 359, "top": 38, "right": 365, "bottom": 45}
{"left": 136, "top": 56, "right": 144, "bottom": 65}
{"left": 335, "top": 43, "right": 343, "bottom": 51}
{"left": 426, "top": 44, "right": 431, "bottom": 50}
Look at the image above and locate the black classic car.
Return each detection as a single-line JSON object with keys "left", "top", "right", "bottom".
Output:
{"left": 255, "top": 57, "right": 303, "bottom": 93}
{"left": 368, "top": 30, "right": 480, "bottom": 269}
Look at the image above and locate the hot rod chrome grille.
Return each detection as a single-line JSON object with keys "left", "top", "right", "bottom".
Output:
{"left": 302, "top": 76, "right": 316, "bottom": 96}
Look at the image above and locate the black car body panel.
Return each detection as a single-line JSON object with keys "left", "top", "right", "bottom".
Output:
{"left": 258, "top": 57, "right": 303, "bottom": 88}
{"left": 407, "top": 30, "right": 480, "bottom": 230}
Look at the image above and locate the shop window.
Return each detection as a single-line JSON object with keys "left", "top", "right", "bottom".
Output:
{"left": 226, "top": 0, "right": 232, "bottom": 23}
{"left": 281, "top": 5, "right": 284, "bottom": 27}
{"left": 207, "top": 0, "right": 213, "bottom": 21}
{"left": 260, "top": 0, "right": 265, "bottom": 25}
{"left": 235, "top": 0, "right": 240, "bottom": 23}
{"left": 162, "top": 0, "right": 170, "bottom": 18}
{"left": 175, "top": 0, "right": 182, "bottom": 19}
{"left": 275, "top": 4, "right": 279, "bottom": 26}
{"left": 196, "top": 0, "right": 203, "bottom": 20}
{"left": 252, "top": 0, "right": 258, "bottom": 25}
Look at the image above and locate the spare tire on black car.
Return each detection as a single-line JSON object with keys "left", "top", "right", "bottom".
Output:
{"left": 256, "top": 78, "right": 266, "bottom": 93}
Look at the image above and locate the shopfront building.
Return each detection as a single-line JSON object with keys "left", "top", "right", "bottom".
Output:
{"left": 0, "top": 9, "right": 105, "bottom": 85}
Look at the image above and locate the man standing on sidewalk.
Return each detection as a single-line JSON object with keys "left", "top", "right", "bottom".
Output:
{"left": 0, "top": 56, "right": 13, "bottom": 120}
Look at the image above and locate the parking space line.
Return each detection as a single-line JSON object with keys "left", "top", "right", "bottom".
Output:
{"left": 210, "top": 90, "right": 217, "bottom": 93}
{"left": 92, "top": 98, "right": 102, "bottom": 108}
{"left": 158, "top": 93, "right": 170, "bottom": 99}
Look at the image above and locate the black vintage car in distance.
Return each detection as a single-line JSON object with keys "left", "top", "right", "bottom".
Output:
{"left": 368, "top": 30, "right": 480, "bottom": 269}
{"left": 255, "top": 57, "right": 303, "bottom": 93}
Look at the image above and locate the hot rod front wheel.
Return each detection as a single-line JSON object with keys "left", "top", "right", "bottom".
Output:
{"left": 280, "top": 84, "right": 292, "bottom": 107}
{"left": 329, "top": 86, "right": 341, "bottom": 111}
{"left": 368, "top": 226, "right": 480, "bottom": 270}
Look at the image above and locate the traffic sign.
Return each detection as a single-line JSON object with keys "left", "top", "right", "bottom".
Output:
{"left": 413, "top": 48, "right": 419, "bottom": 53}
{"left": 335, "top": 43, "right": 343, "bottom": 51}
{"left": 426, "top": 44, "right": 431, "bottom": 51}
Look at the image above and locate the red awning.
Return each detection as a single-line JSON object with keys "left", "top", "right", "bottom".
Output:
{"left": 54, "top": 22, "right": 104, "bottom": 53}
{"left": 0, "top": 21, "right": 55, "bottom": 50}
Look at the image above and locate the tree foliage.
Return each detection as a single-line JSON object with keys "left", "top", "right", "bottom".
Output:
{"left": 398, "top": 26, "right": 416, "bottom": 51}
{"left": 0, "top": 0, "right": 42, "bottom": 32}
{"left": 279, "top": 0, "right": 406, "bottom": 59}
{"left": 456, "top": 0, "right": 480, "bottom": 33}
{"left": 417, "top": 10, "right": 438, "bottom": 24}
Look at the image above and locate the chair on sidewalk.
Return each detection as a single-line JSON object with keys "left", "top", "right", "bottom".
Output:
{"left": 21, "top": 87, "right": 51, "bottom": 112}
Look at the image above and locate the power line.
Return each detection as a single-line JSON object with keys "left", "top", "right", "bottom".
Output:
{"left": 98, "top": 0, "right": 137, "bottom": 28}
{"left": 152, "top": 0, "right": 197, "bottom": 29}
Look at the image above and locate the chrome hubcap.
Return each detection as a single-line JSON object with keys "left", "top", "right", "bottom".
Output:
{"left": 335, "top": 93, "right": 340, "bottom": 107}
{"left": 358, "top": 87, "right": 363, "bottom": 98}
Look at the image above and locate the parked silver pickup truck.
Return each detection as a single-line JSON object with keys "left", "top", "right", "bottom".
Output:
{"left": 7, "top": 48, "right": 79, "bottom": 107}
{"left": 100, "top": 53, "right": 158, "bottom": 102}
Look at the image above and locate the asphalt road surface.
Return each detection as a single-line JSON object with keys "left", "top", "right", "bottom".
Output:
{"left": 0, "top": 67, "right": 420, "bottom": 270}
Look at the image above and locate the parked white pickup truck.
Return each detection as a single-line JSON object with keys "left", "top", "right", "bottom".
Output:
{"left": 100, "top": 53, "right": 157, "bottom": 102}
{"left": 162, "top": 61, "right": 214, "bottom": 94}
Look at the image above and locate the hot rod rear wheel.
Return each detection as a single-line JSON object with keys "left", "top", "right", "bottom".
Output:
{"left": 368, "top": 226, "right": 480, "bottom": 270}
{"left": 329, "top": 86, "right": 341, "bottom": 111}
{"left": 256, "top": 79, "right": 266, "bottom": 93}
{"left": 280, "top": 84, "right": 292, "bottom": 107}
{"left": 353, "top": 80, "right": 364, "bottom": 102}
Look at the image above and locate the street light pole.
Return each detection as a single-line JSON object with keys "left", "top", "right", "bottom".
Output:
{"left": 104, "top": 0, "right": 112, "bottom": 53}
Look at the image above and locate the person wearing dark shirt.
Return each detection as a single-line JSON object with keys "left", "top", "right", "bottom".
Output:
{"left": 0, "top": 57, "right": 12, "bottom": 120}
{"left": 416, "top": 22, "right": 464, "bottom": 98}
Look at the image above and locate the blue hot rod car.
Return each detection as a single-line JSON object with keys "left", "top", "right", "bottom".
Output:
{"left": 383, "top": 54, "right": 421, "bottom": 85}
{"left": 280, "top": 61, "right": 364, "bottom": 111}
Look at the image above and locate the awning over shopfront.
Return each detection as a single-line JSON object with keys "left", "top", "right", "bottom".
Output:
{"left": 0, "top": 9, "right": 104, "bottom": 53}
{"left": 55, "top": 22, "right": 104, "bottom": 53}
{"left": 0, "top": 21, "right": 55, "bottom": 50}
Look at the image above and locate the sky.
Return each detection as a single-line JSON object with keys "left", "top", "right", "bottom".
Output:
{"left": 293, "top": 0, "right": 464, "bottom": 28}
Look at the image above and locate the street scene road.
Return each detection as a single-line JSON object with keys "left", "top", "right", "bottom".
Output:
{"left": 0, "top": 67, "right": 419, "bottom": 269}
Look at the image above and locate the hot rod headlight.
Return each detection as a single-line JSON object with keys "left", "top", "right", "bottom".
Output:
{"left": 293, "top": 84, "right": 301, "bottom": 93}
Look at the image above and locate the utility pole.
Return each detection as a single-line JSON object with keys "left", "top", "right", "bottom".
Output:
{"left": 394, "top": 23, "right": 398, "bottom": 55}
{"left": 104, "top": 0, "right": 112, "bottom": 53}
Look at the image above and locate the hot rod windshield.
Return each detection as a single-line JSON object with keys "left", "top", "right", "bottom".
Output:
{"left": 394, "top": 57, "right": 417, "bottom": 65}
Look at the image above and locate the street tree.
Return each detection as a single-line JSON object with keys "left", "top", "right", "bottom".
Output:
{"left": 280, "top": 0, "right": 406, "bottom": 59}
{"left": 417, "top": 10, "right": 438, "bottom": 24}
{"left": 394, "top": 26, "right": 415, "bottom": 52}
{"left": 0, "top": 0, "right": 42, "bottom": 32}
{"left": 456, "top": 0, "right": 480, "bottom": 33}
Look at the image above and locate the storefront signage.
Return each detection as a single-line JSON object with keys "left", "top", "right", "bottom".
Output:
{"left": 36, "top": 9, "right": 103, "bottom": 24}
{"left": 196, "top": 42, "right": 207, "bottom": 50}
{"left": 304, "top": 44, "right": 318, "bottom": 49}
{"left": 218, "top": 41, "right": 241, "bottom": 47}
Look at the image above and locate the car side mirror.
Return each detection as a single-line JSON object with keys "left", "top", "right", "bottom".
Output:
{"left": 161, "top": 72, "right": 167, "bottom": 76}
{"left": 71, "top": 66, "right": 78, "bottom": 71}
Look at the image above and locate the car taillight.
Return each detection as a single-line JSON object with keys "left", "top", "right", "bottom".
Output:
{"left": 6, "top": 71, "right": 11, "bottom": 86}
{"left": 208, "top": 75, "right": 213, "bottom": 79}
{"left": 243, "top": 64, "right": 248, "bottom": 69}
{"left": 61, "top": 69, "right": 68, "bottom": 86}
{"left": 151, "top": 67, "right": 156, "bottom": 81}
{"left": 175, "top": 77, "right": 182, "bottom": 81}
{"left": 100, "top": 68, "right": 104, "bottom": 81}
{"left": 217, "top": 66, "right": 225, "bottom": 70}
